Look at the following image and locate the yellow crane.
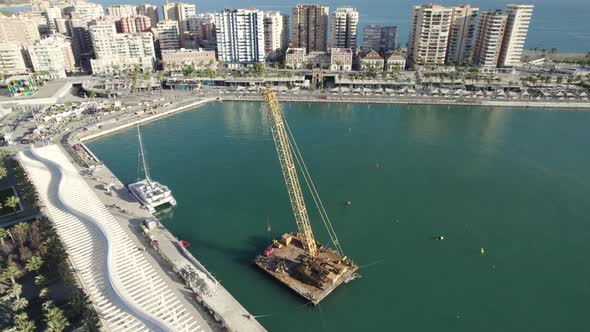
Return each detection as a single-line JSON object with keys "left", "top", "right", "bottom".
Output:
{"left": 256, "top": 89, "right": 358, "bottom": 304}
{"left": 263, "top": 89, "right": 318, "bottom": 257}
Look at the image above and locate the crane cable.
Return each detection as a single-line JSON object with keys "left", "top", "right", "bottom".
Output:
{"left": 281, "top": 112, "right": 345, "bottom": 256}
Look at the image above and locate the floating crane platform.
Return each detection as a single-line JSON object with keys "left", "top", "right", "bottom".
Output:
{"left": 255, "top": 233, "right": 359, "bottom": 305}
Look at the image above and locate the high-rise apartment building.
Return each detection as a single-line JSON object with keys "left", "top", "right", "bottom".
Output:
{"left": 0, "top": 15, "right": 42, "bottom": 45}
{"left": 63, "top": 1, "right": 104, "bottom": 22}
{"left": 0, "top": 42, "right": 27, "bottom": 75}
{"left": 45, "top": 7, "right": 63, "bottom": 32}
{"left": 407, "top": 4, "right": 453, "bottom": 66}
{"left": 330, "top": 7, "right": 358, "bottom": 49}
{"left": 137, "top": 4, "right": 159, "bottom": 27}
{"left": 446, "top": 4, "right": 478, "bottom": 64}
{"left": 152, "top": 20, "right": 181, "bottom": 52}
{"left": 263, "top": 11, "right": 289, "bottom": 59}
{"left": 118, "top": 15, "right": 152, "bottom": 33}
{"left": 190, "top": 13, "right": 216, "bottom": 49}
{"left": 361, "top": 25, "right": 397, "bottom": 52}
{"left": 89, "top": 21, "right": 156, "bottom": 73}
{"left": 291, "top": 4, "right": 329, "bottom": 53}
{"left": 162, "top": 1, "right": 195, "bottom": 44}
{"left": 106, "top": 5, "right": 136, "bottom": 17}
{"left": 499, "top": 4, "right": 534, "bottom": 67}
{"left": 214, "top": 9, "right": 265, "bottom": 66}
{"left": 471, "top": 9, "right": 507, "bottom": 67}
{"left": 65, "top": 18, "right": 94, "bottom": 70}
{"left": 28, "top": 35, "right": 76, "bottom": 77}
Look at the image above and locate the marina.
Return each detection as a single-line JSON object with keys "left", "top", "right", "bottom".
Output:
{"left": 87, "top": 101, "right": 590, "bottom": 332}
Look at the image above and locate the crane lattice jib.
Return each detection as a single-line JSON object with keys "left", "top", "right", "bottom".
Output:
{"left": 263, "top": 90, "right": 318, "bottom": 258}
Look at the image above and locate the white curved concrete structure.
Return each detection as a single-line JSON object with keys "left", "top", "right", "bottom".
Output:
{"left": 18, "top": 145, "right": 205, "bottom": 332}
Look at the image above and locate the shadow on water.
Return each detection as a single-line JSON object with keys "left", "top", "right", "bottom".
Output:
{"left": 189, "top": 235, "right": 267, "bottom": 267}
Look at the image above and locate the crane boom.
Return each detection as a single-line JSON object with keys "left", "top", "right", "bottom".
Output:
{"left": 263, "top": 90, "right": 318, "bottom": 258}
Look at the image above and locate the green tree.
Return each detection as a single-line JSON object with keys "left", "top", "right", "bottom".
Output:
{"left": 550, "top": 48, "right": 558, "bottom": 54}
{"left": 89, "top": 91, "right": 97, "bottom": 99}
{"left": 44, "top": 306, "right": 70, "bottom": 332}
{"left": 0, "top": 228, "right": 8, "bottom": 246}
{"left": 12, "top": 222, "right": 28, "bottom": 244}
{"left": 0, "top": 165, "right": 7, "bottom": 181}
{"left": 2, "top": 264, "right": 23, "bottom": 285}
{"left": 13, "top": 312, "right": 35, "bottom": 332}
{"left": 25, "top": 256, "right": 43, "bottom": 273}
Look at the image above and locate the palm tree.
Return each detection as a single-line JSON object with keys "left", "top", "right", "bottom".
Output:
{"left": 156, "top": 71, "right": 164, "bottom": 95}
{"left": 25, "top": 256, "right": 43, "bottom": 273}
{"left": 2, "top": 264, "right": 23, "bottom": 285}
{"left": 35, "top": 275, "right": 46, "bottom": 285}
{"left": 44, "top": 306, "right": 70, "bottom": 332}
{"left": 39, "top": 287, "right": 49, "bottom": 298}
{"left": 12, "top": 222, "right": 28, "bottom": 245}
{"left": 0, "top": 228, "right": 8, "bottom": 246}
{"left": 13, "top": 312, "right": 35, "bottom": 332}
{"left": 12, "top": 297, "right": 29, "bottom": 311}
{"left": 8, "top": 282, "right": 22, "bottom": 298}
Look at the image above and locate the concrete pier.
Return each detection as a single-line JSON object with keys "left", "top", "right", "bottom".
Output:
{"left": 85, "top": 162, "right": 266, "bottom": 332}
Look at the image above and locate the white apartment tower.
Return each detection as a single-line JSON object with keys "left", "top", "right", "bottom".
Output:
{"left": 471, "top": 9, "right": 508, "bottom": 67}
{"left": 106, "top": 5, "right": 136, "bottom": 17}
{"left": 64, "top": 1, "right": 104, "bottom": 22}
{"left": 45, "top": 7, "right": 63, "bottom": 32}
{"left": 446, "top": 5, "right": 479, "bottom": 64}
{"left": 214, "top": 9, "right": 265, "bottom": 66}
{"left": 0, "top": 15, "right": 42, "bottom": 45}
{"left": 263, "top": 11, "right": 289, "bottom": 60}
{"left": 89, "top": 21, "right": 156, "bottom": 73}
{"left": 28, "top": 35, "right": 75, "bottom": 78}
{"left": 407, "top": 4, "right": 453, "bottom": 66}
{"left": 330, "top": 7, "right": 359, "bottom": 49}
{"left": 499, "top": 4, "right": 534, "bottom": 67}
{"left": 162, "top": 1, "right": 195, "bottom": 42}
{"left": 0, "top": 42, "right": 27, "bottom": 75}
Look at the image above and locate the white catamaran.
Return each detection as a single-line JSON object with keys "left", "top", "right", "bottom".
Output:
{"left": 128, "top": 126, "right": 177, "bottom": 213}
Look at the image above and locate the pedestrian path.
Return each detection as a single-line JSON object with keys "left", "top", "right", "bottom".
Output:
{"left": 18, "top": 145, "right": 206, "bottom": 332}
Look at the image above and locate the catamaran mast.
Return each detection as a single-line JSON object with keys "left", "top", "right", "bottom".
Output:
{"left": 137, "top": 126, "right": 152, "bottom": 186}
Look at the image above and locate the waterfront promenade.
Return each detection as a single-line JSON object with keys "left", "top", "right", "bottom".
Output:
{"left": 17, "top": 144, "right": 266, "bottom": 331}
{"left": 83, "top": 156, "right": 267, "bottom": 332}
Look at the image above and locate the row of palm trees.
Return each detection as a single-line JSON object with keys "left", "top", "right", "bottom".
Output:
{"left": 1, "top": 219, "right": 72, "bottom": 331}
{"left": 1, "top": 213, "right": 99, "bottom": 331}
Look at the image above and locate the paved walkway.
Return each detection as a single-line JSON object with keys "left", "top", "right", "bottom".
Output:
{"left": 18, "top": 145, "right": 210, "bottom": 332}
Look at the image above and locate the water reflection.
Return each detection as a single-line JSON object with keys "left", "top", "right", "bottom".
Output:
{"left": 221, "top": 102, "right": 269, "bottom": 139}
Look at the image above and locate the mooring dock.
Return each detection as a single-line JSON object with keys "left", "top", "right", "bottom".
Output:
{"left": 255, "top": 233, "right": 359, "bottom": 305}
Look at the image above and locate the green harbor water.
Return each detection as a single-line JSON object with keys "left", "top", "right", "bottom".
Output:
{"left": 87, "top": 102, "right": 590, "bottom": 332}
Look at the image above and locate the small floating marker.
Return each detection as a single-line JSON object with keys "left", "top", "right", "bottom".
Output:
{"left": 374, "top": 163, "right": 380, "bottom": 169}
{"left": 480, "top": 247, "right": 485, "bottom": 255}
{"left": 345, "top": 201, "right": 352, "bottom": 206}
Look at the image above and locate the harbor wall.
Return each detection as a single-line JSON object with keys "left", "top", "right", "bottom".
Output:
{"left": 80, "top": 97, "right": 216, "bottom": 142}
